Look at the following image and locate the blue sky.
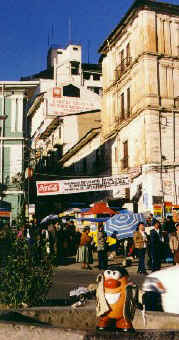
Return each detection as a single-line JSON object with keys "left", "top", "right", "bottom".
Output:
{"left": 0, "top": 0, "right": 178, "bottom": 81}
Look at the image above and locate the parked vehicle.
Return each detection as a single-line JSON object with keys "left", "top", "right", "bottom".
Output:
{"left": 68, "top": 286, "right": 95, "bottom": 305}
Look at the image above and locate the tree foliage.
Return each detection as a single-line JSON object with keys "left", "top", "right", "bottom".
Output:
{"left": 0, "top": 232, "right": 54, "bottom": 308}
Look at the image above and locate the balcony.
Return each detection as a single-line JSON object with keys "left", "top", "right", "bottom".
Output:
{"left": 115, "top": 57, "right": 132, "bottom": 81}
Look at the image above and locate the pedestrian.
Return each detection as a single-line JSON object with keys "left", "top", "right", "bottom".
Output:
{"left": 149, "top": 213, "right": 157, "bottom": 226}
{"left": 47, "top": 221, "right": 57, "bottom": 261}
{"left": 55, "top": 221, "right": 65, "bottom": 265}
{"left": 150, "top": 220, "right": 164, "bottom": 272}
{"left": 133, "top": 222, "right": 148, "bottom": 274}
{"left": 17, "top": 225, "right": 25, "bottom": 239}
{"left": 74, "top": 227, "right": 82, "bottom": 255}
{"left": 169, "top": 223, "right": 179, "bottom": 264}
{"left": 96, "top": 223, "right": 108, "bottom": 270}
{"left": 77, "top": 226, "right": 93, "bottom": 270}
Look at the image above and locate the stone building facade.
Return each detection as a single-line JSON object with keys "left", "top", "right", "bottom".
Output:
{"left": 98, "top": 0, "right": 179, "bottom": 216}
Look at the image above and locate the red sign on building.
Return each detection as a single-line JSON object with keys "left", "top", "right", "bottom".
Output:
{"left": 36, "top": 181, "right": 60, "bottom": 196}
{"left": 53, "top": 87, "right": 62, "bottom": 98}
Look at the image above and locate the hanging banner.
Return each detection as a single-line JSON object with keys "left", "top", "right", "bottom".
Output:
{"left": 36, "top": 175, "right": 130, "bottom": 196}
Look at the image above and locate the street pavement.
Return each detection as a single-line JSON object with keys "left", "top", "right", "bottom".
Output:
{"left": 47, "top": 254, "right": 148, "bottom": 303}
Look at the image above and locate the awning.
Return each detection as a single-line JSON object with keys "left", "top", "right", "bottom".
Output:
{"left": 84, "top": 202, "right": 117, "bottom": 215}
{"left": 76, "top": 217, "right": 110, "bottom": 222}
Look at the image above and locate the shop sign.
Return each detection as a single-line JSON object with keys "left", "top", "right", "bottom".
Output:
{"left": 172, "top": 205, "right": 179, "bottom": 222}
{"left": 153, "top": 204, "right": 162, "bottom": 217}
{"left": 164, "top": 202, "right": 172, "bottom": 215}
{"left": 53, "top": 87, "right": 62, "bottom": 98}
{"left": 36, "top": 175, "right": 130, "bottom": 196}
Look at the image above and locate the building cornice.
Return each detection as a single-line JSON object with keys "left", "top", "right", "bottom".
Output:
{"left": 103, "top": 52, "right": 179, "bottom": 94}
{"left": 99, "top": 0, "right": 179, "bottom": 54}
{"left": 101, "top": 104, "right": 179, "bottom": 140}
{"left": 0, "top": 81, "right": 39, "bottom": 88}
{"left": 0, "top": 137, "right": 25, "bottom": 141}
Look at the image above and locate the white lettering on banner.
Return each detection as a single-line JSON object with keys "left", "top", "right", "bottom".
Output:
{"left": 36, "top": 175, "right": 129, "bottom": 196}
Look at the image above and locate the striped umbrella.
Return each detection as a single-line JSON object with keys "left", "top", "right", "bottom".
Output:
{"left": 104, "top": 212, "right": 146, "bottom": 240}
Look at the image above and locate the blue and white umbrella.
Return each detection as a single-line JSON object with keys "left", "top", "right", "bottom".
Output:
{"left": 104, "top": 212, "right": 146, "bottom": 240}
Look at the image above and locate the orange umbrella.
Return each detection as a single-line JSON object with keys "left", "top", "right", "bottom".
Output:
{"left": 84, "top": 202, "right": 117, "bottom": 216}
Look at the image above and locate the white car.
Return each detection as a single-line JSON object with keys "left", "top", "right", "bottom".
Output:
{"left": 142, "top": 265, "right": 179, "bottom": 314}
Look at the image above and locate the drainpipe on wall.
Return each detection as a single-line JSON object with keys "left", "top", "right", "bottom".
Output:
{"left": 159, "top": 110, "right": 165, "bottom": 217}
{"left": 173, "top": 105, "right": 177, "bottom": 205}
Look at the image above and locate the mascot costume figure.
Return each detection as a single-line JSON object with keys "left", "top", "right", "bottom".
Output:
{"left": 96, "top": 265, "right": 137, "bottom": 332}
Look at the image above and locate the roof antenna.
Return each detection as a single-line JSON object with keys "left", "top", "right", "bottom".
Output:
{"left": 48, "top": 28, "right": 50, "bottom": 47}
{"left": 68, "top": 17, "right": 72, "bottom": 44}
{"left": 87, "top": 40, "right": 90, "bottom": 63}
{"left": 51, "top": 24, "right": 55, "bottom": 44}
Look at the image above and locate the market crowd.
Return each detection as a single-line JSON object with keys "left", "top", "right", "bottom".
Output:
{"left": 0, "top": 212, "right": 178, "bottom": 274}
{"left": 132, "top": 214, "right": 179, "bottom": 274}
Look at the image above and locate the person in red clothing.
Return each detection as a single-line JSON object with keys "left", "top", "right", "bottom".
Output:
{"left": 77, "top": 226, "right": 93, "bottom": 269}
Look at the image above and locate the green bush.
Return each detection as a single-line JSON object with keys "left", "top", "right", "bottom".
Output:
{"left": 0, "top": 233, "right": 54, "bottom": 308}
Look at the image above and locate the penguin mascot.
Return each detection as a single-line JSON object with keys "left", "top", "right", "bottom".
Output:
{"left": 96, "top": 265, "right": 137, "bottom": 332}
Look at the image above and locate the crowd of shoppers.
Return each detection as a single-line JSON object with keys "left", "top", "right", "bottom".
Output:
{"left": 132, "top": 214, "right": 179, "bottom": 274}
{"left": 1, "top": 211, "right": 178, "bottom": 276}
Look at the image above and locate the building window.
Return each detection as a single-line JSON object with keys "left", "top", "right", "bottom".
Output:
{"left": 58, "top": 126, "right": 61, "bottom": 139}
{"left": 70, "top": 61, "right": 80, "bottom": 75}
{"left": 120, "top": 49, "right": 124, "bottom": 72}
{"left": 83, "top": 72, "right": 91, "bottom": 80}
{"left": 126, "top": 43, "right": 131, "bottom": 66}
{"left": 93, "top": 73, "right": 100, "bottom": 81}
{"left": 87, "top": 86, "right": 102, "bottom": 95}
{"left": 121, "top": 93, "right": 125, "bottom": 120}
{"left": 123, "top": 140, "right": 128, "bottom": 169}
{"left": 63, "top": 84, "right": 80, "bottom": 97}
{"left": 115, "top": 147, "right": 118, "bottom": 163}
{"left": 127, "top": 88, "right": 130, "bottom": 117}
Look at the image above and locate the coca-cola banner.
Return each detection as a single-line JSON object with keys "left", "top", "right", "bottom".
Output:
{"left": 36, "top": 181, "right": 61, "bottom": 196}
{"left": 36, "top": 175, "right": 129, "bottom": 196}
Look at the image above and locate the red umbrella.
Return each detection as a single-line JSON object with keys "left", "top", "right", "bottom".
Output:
{"left": 84, "top": 202, "right": 117, "bottom": 216}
